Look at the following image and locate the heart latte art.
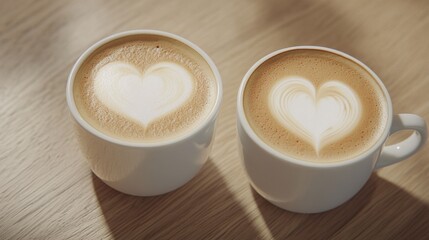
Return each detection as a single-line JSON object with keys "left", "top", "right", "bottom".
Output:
{"left": 269, "top": 77, "right": 362, "bottom": 153}
{"left": 94, "top": 62, "right": 194, "bottom": 126}
{"left": 243, "top": 49, "right": 387, "bottom": 162}
{"left": 73, "top": 36, "right": 217, "bottom": 143}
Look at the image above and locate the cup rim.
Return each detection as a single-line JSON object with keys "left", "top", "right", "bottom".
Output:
{"left": 237, "top": 46, "right": 393, "bottom": 168}
{"left": 66, "top": 30, "right": 223, "bottom": 148}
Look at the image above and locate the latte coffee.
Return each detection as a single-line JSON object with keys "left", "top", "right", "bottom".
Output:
{"left": 243, "top": 49, "right": 388, "bottom": 162}
{"left": 73, "top": 34, "right": 218, "bottom": 143}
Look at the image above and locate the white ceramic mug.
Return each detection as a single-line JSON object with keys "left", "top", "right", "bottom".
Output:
{"left": 66, "top": 30, "right": 222, "bottom": 196}
{"left": 237, "top": 46, "right": 427, "bottom": 213}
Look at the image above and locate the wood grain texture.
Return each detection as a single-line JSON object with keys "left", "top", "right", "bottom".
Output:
{"left": 1, "top": 0, "right": 428, "bottom": 239}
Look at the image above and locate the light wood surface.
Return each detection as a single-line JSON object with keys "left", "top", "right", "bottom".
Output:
{"left": 1, "top": 0, "right": 429, "bottom": 239}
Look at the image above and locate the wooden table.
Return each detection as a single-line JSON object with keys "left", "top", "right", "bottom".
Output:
{"left": 1, "top": 0, "right": 428, "bottom": 239}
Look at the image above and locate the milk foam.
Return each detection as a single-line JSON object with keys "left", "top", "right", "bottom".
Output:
{"left": 73, "top": 36, "right": 217, "bottom": 143}
{"left": 269, "top": 77, "right": 362, "bottom": 153}
{"left": 94, "top": 61, "right": 194, "bottom": 126}
{"left": 243, "top": 49, "right": 388, "bottom": 162}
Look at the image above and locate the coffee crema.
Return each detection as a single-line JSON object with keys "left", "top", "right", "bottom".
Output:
{"left": 243, "top": 49, "right": 388, "bottom": 162}
{"left": 73, "top": 34, "right": 217, "bottom": 143}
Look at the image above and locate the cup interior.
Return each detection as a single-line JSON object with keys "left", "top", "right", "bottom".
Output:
{"left": 237, "top": 46, "right": 393, "bottom": 168}
{"left": 66, "top": 30, "right": 223, "bottom": 147}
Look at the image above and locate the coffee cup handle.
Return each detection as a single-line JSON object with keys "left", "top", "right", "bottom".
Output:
{"left": 375, "top": 114, "right": 427, "bottom": 169}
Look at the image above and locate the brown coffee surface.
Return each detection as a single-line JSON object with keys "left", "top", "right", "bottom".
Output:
{"left": 73, "top": 34, "right": 217, "bottom": 143}
{"left": 243, "top": 49, "right": 388, "bottom": 162}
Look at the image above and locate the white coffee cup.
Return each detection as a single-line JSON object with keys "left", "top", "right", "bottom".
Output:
{"left": 236, "top": 46, "right": 427, "bottom": 213}
{"left": 66, "top": 30, "right": 222, "bottom": 196}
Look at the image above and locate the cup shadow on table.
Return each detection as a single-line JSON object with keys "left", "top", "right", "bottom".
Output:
{"left": 252, "top": 173, "right": 429, "bottom": 239}
{"left": 92, "top": 159, "right": 260, "bottom": 239}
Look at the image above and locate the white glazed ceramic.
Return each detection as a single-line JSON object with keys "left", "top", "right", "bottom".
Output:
{"left": 66, "top": 30, "right": 222, "bottom": 196}
{"left": 237, "top": 46, "right": 427, "bottom": 213}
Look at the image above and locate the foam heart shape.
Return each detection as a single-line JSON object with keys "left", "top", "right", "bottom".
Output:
{"left": 94, "top": 61, "right": 194, "bottom": 126}
{"left": 269, "top": 77, "right": 362, "bottom": 153}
